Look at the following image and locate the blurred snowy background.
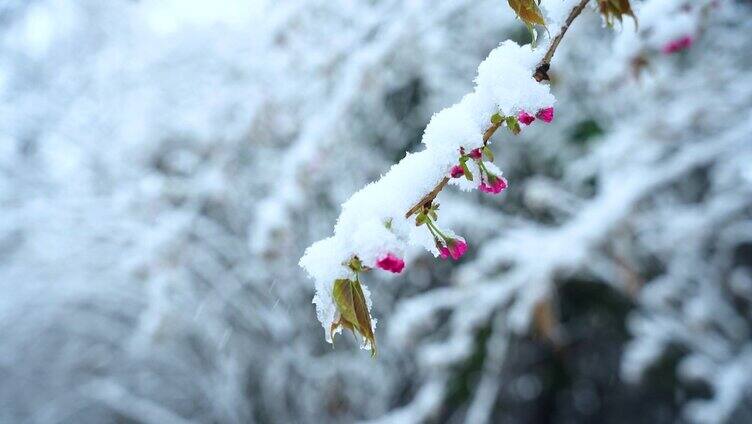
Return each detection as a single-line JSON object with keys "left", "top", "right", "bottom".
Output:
{"left": 1, "top": 0, "right": 751, "bottom": 423}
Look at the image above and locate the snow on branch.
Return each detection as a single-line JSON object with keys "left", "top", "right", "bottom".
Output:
{"left": 299, "top": 0, "right": 613, "bottom": 354}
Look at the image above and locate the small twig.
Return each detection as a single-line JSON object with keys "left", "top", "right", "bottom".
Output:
{"left": 482, "top": 121, "right": 502, "bottom": 142}
{"left": 405, "top": 0, "right": 592, "bottom": 219}
{"left": 534, "top": 0, "right": 591, "bottom": 82}
{"left": 404, "top": 120, "right": 502, "bottom": 219}
{"left": 404, "top": 177, "right": 450, "bottom": 219}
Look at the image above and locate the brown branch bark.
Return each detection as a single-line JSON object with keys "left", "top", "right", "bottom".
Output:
{"left": 404, "top": 0, "right": 591, "bottom": 219}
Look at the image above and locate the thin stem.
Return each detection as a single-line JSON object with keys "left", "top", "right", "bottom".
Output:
{"left": 534, "top": 0, "right": 591, "bottom": 82}
{"left": 405, "top": 0, "right": 591, "bottom": 219}
{"left": 425, "top": 218, "right": 449, "bottom": 243}
{"left": 477, "top": 160, "right": 492, "bottom": 181}
{"left": 423, "top": 216, "right": 439, "bottom": 239}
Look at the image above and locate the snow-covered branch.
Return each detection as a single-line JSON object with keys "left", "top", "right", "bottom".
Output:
{"left": 299, "top": 0, "right": 605, "bottom": 354}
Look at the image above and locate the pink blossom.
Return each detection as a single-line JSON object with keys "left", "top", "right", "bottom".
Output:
{"left": 446, "top": 238, "right": 468, "bottom": 260}
{"left": 436, "top": 237, "right": 468, "bottom": 261}
{"left": 450, "top": 165, "right": 464, "bottom": 178}
{"left": 376, "top": 253, "right": 405, "bottom": 273}
{"left": 518, "top": 111, "right": 535, "bottom": 125}
{"left": 479, "top": 176, "right": 508, "bottom": 194}
{"left": 662, "top": 35, "right": 693, "bottom": 54}
{"left": 536, "top": 107, "right": 554, "bottom": 123}
{"left": 468, "top": 148, "right": 483, "bottom": 160}
{"left": 438, "top": 245, "right": 451, "bottom": 260}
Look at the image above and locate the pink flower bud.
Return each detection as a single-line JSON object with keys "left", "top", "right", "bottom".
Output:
{"left": 437, "top": 237, "right": 468, "bottom": 261}
{"left": 518, "top": 111, "right": 536, "bottom": 125}
{"left": 468, "top": 148, "right": 483, "bottom": 160}
{"left": 376, "top": 253, "right": 405, "bottom": 273}
{"left": 536, "top": 107, "right": 554, "bottom": 123}
{"left": 446, "top": 238, "right": 468, "bottom": 260}
{"left": 479, "top": 176, "right": 508, "bottom": 194}
{"left": 450, "top": 165, "right": 464, "bottom": 178}
{"left": 662, "top": 35, "right": 693, "bottom": 54}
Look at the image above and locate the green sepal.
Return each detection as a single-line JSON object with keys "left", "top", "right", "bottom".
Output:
{"left": 491, "top": 113, "right": 503, "bottom": 125}
{"left": 460, "top": 160, "right": 473, "bottom": 181}
{"left": 348, "top": 257, "right": 364, "bottom": 272}
{"left": 505, "top": 116, "right": 521, "bottom": 135}
{"left": 482, "top": 146, "right": 495, "bottom": 162}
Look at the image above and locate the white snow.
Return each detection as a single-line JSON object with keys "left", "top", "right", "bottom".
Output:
{"left": 300, "top": 40, "right": 555, "bottom": 340}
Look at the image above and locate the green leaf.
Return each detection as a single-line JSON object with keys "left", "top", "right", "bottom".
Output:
{"left": 490, "top": 113, "right": 503, "bottom": 125}
{"left": 332, "top": 279, "right": 358, "bottom": 332}
{"left": 331, "top": 278, "right": 377, "bottom": 356}
{"left": 351, "top": 278, "right": 376, "bottom": 357}
{"left": 416, "top": 213, "right": 427, "bottom": 226}
{"left": 460, "top": 161, "right": 473, "bottom": 181}
{"left": 507, "top": 0, "right": 546, "bottom": 28}
{"left": 482, "top": 146, "right": 495, "bottom": 162}
{"left": 505, "top": 116, "right": 521, "bottom": 135}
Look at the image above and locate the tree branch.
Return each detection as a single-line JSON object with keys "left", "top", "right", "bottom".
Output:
{"left": 534, "top": 0, "right": 591, "bottom": 82}
{"left": 405, "top": 0, "right": 591, "bottom": 219}
{"left": 404, "top": 120, "right": 501, "bottom": 218}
